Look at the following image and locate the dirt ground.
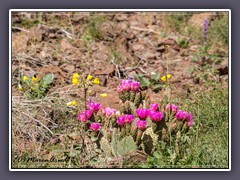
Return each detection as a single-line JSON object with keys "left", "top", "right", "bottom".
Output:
{"left": 12, "top": 12, "right": 228, "bottom": 109}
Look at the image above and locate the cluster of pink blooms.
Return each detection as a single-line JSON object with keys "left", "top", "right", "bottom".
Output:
{"left": 149, "top": 103, "right": 164, "bottom": 123}
{"left": 165, "top": 103, "right": 194, "bottom": 127}
{"left": 175, "top": 110, "right": 194, "bottom": 127}
{"left": 78, "top": 100, "right": 194, "bottom": 133}
{"left": 135, "top": 104, "right": 165, "bottom": 130}
{"left": 102, "top": 107, "right": 117, "bottom": 117}
{"left": 117, "top": 79, "right": 140, "bottom": 93}
{"left": 78, "top": 101, "right": 101, "bottom": 131}
{"left": 117, "top": 114, "right": 135, "bottom": 126}
{"left": 165, "top": 103, "right": 178, "bottom": 115}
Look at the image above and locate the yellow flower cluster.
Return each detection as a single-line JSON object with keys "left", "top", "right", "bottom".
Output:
{"left": 22, "top": 76, "right": 28, "bottom": 81}
{"left": 71, "top": 73, "right": 100, "bottom": 86}
{"left": 100, "top": 93, "right": 107, "bottom": 98}
{"left": 72, "top": 73, "right": 79, "bottom": 85}
{"left": 161, "top": 74, "right": 171, "bottom": 82}
{"left": 86, "top": 74, "right": 100, "bottom": 85}
{"left": 66, "top": 101, "right": 77, "bottom": 106}
{"left": 31, "top": 76, "right": 38, "bottom": 83}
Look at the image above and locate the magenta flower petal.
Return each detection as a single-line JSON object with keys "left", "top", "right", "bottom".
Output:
{"left": 136, "top": 120, "right": 147, "bottom": 130}
{"left": 124, "top": 114, "right": 135, "bottom": 124}
{"left": 136, "top": 108, "right": 150, "bottom": 120}
{"left": 117, "top": 116, "right": 125, "bottom": 126}
{"left": 90, "top": 122, "right": 100, "bottom": 131}
{"left": 175, "top": 110, "right": 194, "bottom": 126}
{"left": 102, "top": 107, "right": 117, "bottom": 117}
{"left": 130, "top": 81, "right": 140, "bottom": 92}
{"left": 117, "top": 85, "right": 123, "bottom": 93}
{"left": 121, "top": 79, "right": 131, "bottom": 91}
{"left": 187, "top": 119, "right": 194, "bottom": 127}
{"left": 150, "top": 103, "right": 159, "bottom": 112}
{"left": 149, "top": 111, "right": 164, "bottom": 123}
{"left": 166, "top": 103, "right": 178, "bottom": 115}
{"left": 88, "top": 102, "right": 101, "bottom": 112}
{"left": 78, "top": 110, "right": 92, "bottom": 122}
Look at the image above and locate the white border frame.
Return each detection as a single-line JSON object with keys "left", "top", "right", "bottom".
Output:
{"left": 9, "top": 9, "right": 231, "bottom": 171}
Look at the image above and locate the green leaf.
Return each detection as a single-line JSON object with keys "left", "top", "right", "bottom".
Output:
{"left": 91, "top": 136, "right": 99, "bottom": 142}
{"left": 151, "top": 73, "right": 161, "bottom": 81}
{"left": 153, "top": 84, "right": 162, "bottom": 92}
{"left": 42, "top": 73, "right": 54, "bottom": 86}
{"left": 140, "top": 78, "right": 151, "bottom": 88}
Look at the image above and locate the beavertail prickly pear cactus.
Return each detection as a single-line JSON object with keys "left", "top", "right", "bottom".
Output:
{"left": 100, "top": 137, "right": 112, "bottom": 157}
{"left": 116, "top": 136, "right": 137, "bottom": 156}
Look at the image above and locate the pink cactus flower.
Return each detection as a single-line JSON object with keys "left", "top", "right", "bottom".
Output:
{"left": 117, "top": 116, "right": 125, "bottom": 126}
{"left": 149, "top": 111, "right": 164, "bottom": 123}
{"left": 121, "top": 80, "right": 131, "bottom": 91}
{"left": 124, "top": 114, "right": 135, "bottom": 124}
{"left": 150, "top": 103, "right": 159, "bottom": 112}
{"left": 88, "top": 102, "right": 101, "bottom": 112}
{"left": 102, "top": 107, "right": 117, "bottom": 117}
{"left": 136, "top": 108, "right": 150, "bottom": 120}
{"left": 175, "top": 110, "right": 194, "bottom": 126}
{"left": 78, "top": 110, "right": 92, "bottom": 122}
{"left": 175, "top": 110, "right": 189, "bottom": 121}
{"left": 136, "top": 120, "right": 147, "bottom": 130}
{"left": 130, "top": 81, "right": 140, "bottom": 92}
{"left": 117, "top": 85, "right": 123, "bottom": 93}
{"left": 166, "top": 103, "right": 178, "bottom": 114}
{"left": 187, "top": 119, "right": 194, "bottom": 127}
{"left": 90, "top": 122, "right": 100, "bottom": 131}
{"left": 187, "top": 113, "right": 194, "bottom": 121}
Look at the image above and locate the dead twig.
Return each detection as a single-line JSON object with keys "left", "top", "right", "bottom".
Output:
{"left": 111, "top": 56, "right": 121, "bottom": 79}
{"left": 20, "top": 111, "right": 54, "bottom": 136}
{"left": 12, "top": 26, "right": 30, "bottom": 33}
{"left": 130, "top": 26, "right": 161, "bottom": 35}
{"left": 60, "top": 28, "right": 73, "bottom": 39}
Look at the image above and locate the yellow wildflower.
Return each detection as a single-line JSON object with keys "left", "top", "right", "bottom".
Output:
{"left": 73, "top": 73, "right": 79, "bottom": 79}
{"left": 67, "top": 101, "right": 77, "bottom": 106}
{"left": 100, "top": 93, "right": 107, "bottom": 98}
{"left": 72, "top": 77, "right": 78, "bottom": 85}
{"left": 93, "top": 78, "right": 100, "bottom": 85}
{"left": 18, "top": 84, "right": 23, "bottom": 91}
{"left": 161, "top": 76, "right": 167, "bottom": 82}
{"left": 71, "top": 101, "right": 77, "bottom": 106}
{"left": 87, "top": 75, "right": 93, "bottom": 81}
{"left": 31, "top": 76, "right": 38, "bottom": 83}
{"left": 22, "top": 76, "right": 28, "bottom": 81}
{"left": 161, "top": 74, "right": 171, "bottom": 82}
